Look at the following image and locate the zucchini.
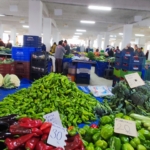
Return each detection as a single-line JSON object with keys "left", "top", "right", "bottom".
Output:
{"left": 130, "top": 113, "right": 150, "bottom": 121}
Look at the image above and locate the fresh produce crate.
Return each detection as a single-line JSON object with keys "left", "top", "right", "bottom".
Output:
{"left": 112, "top": 76, "right": 120, "bottom": 87}
{"left": 122, "top": 50, "right": 134, "bottom": 57}
{"left": 76, "top": 62, "right": 91, "bottom": 70}
{"left": 120, "top": 69, "right": 142, "bottom": 78}
{"left": 76, "top": 76, "right": 90, "bottom": 84}
{"left": 0, "top": 62, "right": 15, "bottom": 76}
{"left": 122, "top": 56, "right": 131, "bottom": 63}
{"left": 115, "top": 56, "right": 122, "bottom": 63}
{"left": 12, "top": 47, "right": 38, "bottom": 61}
{"left": 16, "top": 73, "right": 30, "bottom": 80}
{"left": 63, "top": 58, "right": 72, "bottom": 63}
{"left": 113, "top": 68, "right": 121, "bottom": 77}
{"left": 115, "top": 51, "right": 122, "bottom": 57}
{"left": 14, "top": 61, "right": 30, "bottom": 74}
{"left": 114, "top": 61, "right": 122, "bottom": 69}
{"left": 95, "top": 66, "right": 105, "bottom": 77}
{"left": 131, "top": 56, "right": 145, "bottom": 64}
{"left": 122, "top": 63, "right": 143, "bottom": 71}
{"left": 76, "top": 73, "right": 90, "bottom": 79}
{"left": 96, "top": 61, "right": 108, "bottom": 69}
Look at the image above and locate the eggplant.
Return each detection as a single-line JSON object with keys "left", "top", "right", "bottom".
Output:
{"left": 0, "top": 141, "right": 6, "bottom": 149}
{"left": 0, "top": 122, "right": 9, "bottom": 133}
{"left": 0, "top": 132, "right": 12, "bottom": 139}
{"left": 0, "top": 114, "right": 17, "bottom": 121}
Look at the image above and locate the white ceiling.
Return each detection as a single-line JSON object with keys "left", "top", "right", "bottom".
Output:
{"left": 0, "top": 0, "right": 150, "bottom": 41}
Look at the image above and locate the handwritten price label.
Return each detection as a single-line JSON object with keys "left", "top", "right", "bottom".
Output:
{"left": 114, "top": 118, "right": 137, "bottom": 137}
{"left": 47, "top": 123, "right": 67, "bottom": 149}
{"left": 43, "top": 111, "right": 63, "bottom": 127}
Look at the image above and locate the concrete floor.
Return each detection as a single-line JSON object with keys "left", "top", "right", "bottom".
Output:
{"left": 77, "top": 67, "right": 112, "bottom": 87}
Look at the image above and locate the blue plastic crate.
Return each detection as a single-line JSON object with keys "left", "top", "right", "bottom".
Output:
{"left": 115, "top": 51, "right": 122, "bottom": 57}
{"left": 48, "top": 61, "right": 52, "bottom": 73}
{"left": 122, "top": 62, "right": 143, "bottom": 71}
{"left": 12, "top": 47, "right": 37, "bottom": 61}
{"left": 96, "top": 61, "right": 108, "bottom": 69}
{"left": 122, "top": 56, "right": 131, "bottom": 63}
{"left": 76, "top": 62, "right": 91, "bottom": 69}
{"left": 114, "top": 61, "right": 122, "bottom": 69}
{"left": 115, "top": 56, "right": 122, "bottom": 63}
{"left": 131, "top": 56, "right": 145, "bottom": 64}
{"left": 63, "top": 58, "right": 72, "bottom": 63}
{"left": 95, "top": 66, "right": 105, "bottom": 77}
{"left": 23, "top": 35, "right": 41, "bottom": 42}
{"left": 122, "top": 50, "right": 134, "bottom": 57}
{"left": 76, "top": 73, "right": 90, "bottom": 79}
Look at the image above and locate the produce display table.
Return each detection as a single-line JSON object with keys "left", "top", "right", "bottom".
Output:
{"left": 72, "top": 60, "right": 96, "bottom": 64}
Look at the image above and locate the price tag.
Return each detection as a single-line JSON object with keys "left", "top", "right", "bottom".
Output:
{"left": 125, "top": 72, "right": 145, "bottom": 88}
{"left": 47, "top": 123, "right": 67, "bottom": 149}
{"left": 43, "top": 111, "right": 63, "bottom": 127}
{"left": 114, "top": 118, "right": 137, "bottom": 137}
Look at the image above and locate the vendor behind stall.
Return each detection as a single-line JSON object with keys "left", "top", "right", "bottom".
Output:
{"left": 135, "top": 48, "right": 145, "bottom": 57}
{"left": 94, "top": 49, "right": 100, "bottom": 56}
{"left": 64, "top": 40, "right": 70, "bottom": 55}
{"left": 50, "top": 42, "right": 57, "bottom": 53}
{"left": 54, "top": 41, "right": 66, "bottom": 73}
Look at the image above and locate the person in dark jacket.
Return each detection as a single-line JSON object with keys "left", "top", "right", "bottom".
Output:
{"left": 108, "top": 48, "right": 114, "bottom": 57}
{"left": 42, "top": 43, "right": 46, "bottom": 51}
{"left": 0, "top": 38, "right": 5, "bottom": 47}
{"left": 64, "top": 40, "right": 70, "bottom": 55}
{"left": 135, "top": 48, "right": 145, "bottom": 57}
{"left": 5, "top": 40, "right": 12, "bottom": 49}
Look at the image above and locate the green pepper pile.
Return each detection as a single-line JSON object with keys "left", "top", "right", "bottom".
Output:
{"left": 76, "top": 113, "right": 149, "bottom": 150}
{"left": 0, "top": 73, "right": 99, "bottom": 127}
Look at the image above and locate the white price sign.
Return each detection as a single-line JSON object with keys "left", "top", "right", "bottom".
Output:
{"left": 47, "top": 123, "right": 67, "bottom": 149}
{"left": 43, "top": 111, "right": 63, "bottom": 127}
{"left": 114, "top": 118, "right": 137, "bottom": 137}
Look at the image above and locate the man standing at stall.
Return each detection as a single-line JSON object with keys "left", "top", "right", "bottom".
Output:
{"left": 55, "top": 41, "right": 66, "bottom": 73}
{"left": 64, "top": 40, "right": 70, "bottom": 55}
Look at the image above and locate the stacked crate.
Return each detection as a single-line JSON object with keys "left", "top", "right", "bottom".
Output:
{"left": 76, "top": 63, "right": 91, "bottom": 84}
{"left": 30, "top": 51, "right": 52, "bottom": 80}
{"left": 67, "top": 64, "right": 76, "bottom": 82}
{"left": 12, "top": 47, "right": 39, "bottom": 79}
{"left": 113, "top": 51, "right": 145, "bottom": 86}
{"left": 95, "top": 61, "right": 109, "bottom": 77}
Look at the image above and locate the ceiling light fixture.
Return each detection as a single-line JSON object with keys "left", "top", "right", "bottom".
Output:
{"left": 4, "top": 31, "right": 11, "bottom": 33}
{"left": 119, "top": 33, "right": 123, "bottom": 35}
{"left": 135, "top": 34, "right": 145, "bottom": 37}
{"left": 80, "top": 20, "right": 95, "bottom": 24}
{"left": 0, "top": 14, "right": 5, "bottom": 17}
{"left": 74, "top": 33, "right": 83, "bottom": 35}
{"left": 23, "top": 25, "right": 29, "bottom": 28}
{"left": 73, "top": 36, "right": 79, "bottom": 38}
{"left": 76, "top": 29, "right": 86, "bottom": 32}
{"left": 88, "top": 5, "right": 111, "bottom": 11}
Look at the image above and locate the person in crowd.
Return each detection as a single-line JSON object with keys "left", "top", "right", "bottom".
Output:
{"left": 42, "top": 43, "right": 46, "bottom": 51}
{"left": 122, "top": 43, "right": 134, "bottom": 52}
{"left": 135, "top": 48, "right": 145, "bottom": 57}
{"left": 64, "top": 40, "right": 70, "bottom": 55}
{"left": 86, "top": 46, "right": 90, "bottom": 53}
{"left": 108, "top": 48, "right": 114, "bottom": 57}
{"left": 146, "top": 50, "right": 149, "bottom": 60}
{"left": 54, "top": 41, "right": 66, "bottom": 73}
{"left": 105, "top": 45, "right": 110, "bottom": 52}
{"left": 134, "top": 44, "right": 138, "bottom": 52}
{"left": 115, "top": 46, "right": 120, "bottom": 53}
{"left": 50, "top": 42, "right": 57, "bottom": 53}
{"left": 5, "top": 40, "right": 12, "bottom": 49}
{"left": 0, "top": 38, "right": 5, "bottom": 47}
{"left": 94, "top": 49, "right": 100, "bottom": 57}
{"left": 76, "top": 45, "right": 80, "bottom": 52}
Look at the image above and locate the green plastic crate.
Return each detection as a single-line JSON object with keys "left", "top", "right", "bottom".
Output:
{"left": 113, "top": 68, "right": 121, "bottom": 77}
{"left": 121, "top": 69, "right": 142, "bottom": 78}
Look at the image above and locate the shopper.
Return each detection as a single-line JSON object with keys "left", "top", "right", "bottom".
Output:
{"left": 5, "top": 40, "right": 12, "bottom": 49}
{"left": 0, "top": 38, "right": 5, "bottom": 47}
{"left": 134, "top": 44, "right": 138, "bottom": 52}
{"left": 42, "top": 43, "right": 46, "bottom": 51}
{"left": 54, "top": 41, "right": 66, "bottom": 73}
{"left": 86, "top": 46, "right": 90, "bottom": 53}
{"left": 108, "top": 48, "right": 114, "bottom": 57}
{"left": 50, "top": 42, "right": 57, "bottom": 53}
{"left": 135, "top": 48, "right": 145, "bottom": 57}
{"left": 94, "top": 49, "right": 100, "bottom": 56}
{"left": 122, "top": 43, "right": 134, "bottom": 52}
{"left": 64, "top": 40, "right": 70, "bottom": 55}
{"left": 105, "top": 45, "right": 110, "bottom": 52}
{"left": 115, "top": 46, "right": 120, "bottom": 53}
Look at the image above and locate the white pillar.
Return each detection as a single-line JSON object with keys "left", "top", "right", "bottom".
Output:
{"left": 10, "top": 28, "right": 16, "bottom": 46}
{"left": 90, "top": 39, "right": 94, "bottom": 49}
{"left": 135, "top": 38, "right": 140, "bottom": 45}
{"left": 43, "top": 18, "right": 51, "bottom": 52}
{"left": 122, "top": 24, "right": 133, "bottom": 49}
{"left": 97, "top": 35, "right": 102, "bottom": 49}
{"left": 29, "top": 0, "right": 42, "bottom": 36}
{"left": 104, "top": 32, "right": 110, "bottom": 50}
{"left": 0, "top": 24, "right": 4, "bottom": 39}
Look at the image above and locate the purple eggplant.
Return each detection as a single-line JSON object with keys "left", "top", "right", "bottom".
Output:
{"left": 0, "top": 132, "right": 12, "bottom": 139}
{"left": 0, "top": 122, "right": 9, "bottom": 133}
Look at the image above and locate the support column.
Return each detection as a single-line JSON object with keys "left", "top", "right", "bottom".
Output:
{"left": 104, "top": 32, "right": 110, "bottom": 50}
{"left": 90, "top": 39, "right": 94, "bottom": 49}
{"left": 10, "top": 28, "right": 16, "bottom": 46}
{"left": 29, "top": 0, "right": 42, "bottom": 36}
{"left": 121, "top": 24, "right": 133, "bottom": 49}
{"left": 135, "top": 38, "right": 140, "bottom": 45}
{"left": 43, "top": 18, "right": 51, "bottom": 51}
{"left": 97, "top": 35, "right": 102, "bottom": 49}
{"left": 0, "top": 24, "right": 4, "bottom": 39}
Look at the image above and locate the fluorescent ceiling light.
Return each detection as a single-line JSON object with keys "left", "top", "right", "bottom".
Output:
{"left": 76, "top": 29, "right": 86, "bottom": 32}
{"left": 0, "top": 14, "right": 5, "bottom": 17}
{"left": 80, "top": 20, "right": 95, "bottom": 24}
{"left": 4, "top": 31, "right": 11, "bottom": 33}
{"left": 74, "top": 33, "right": 83, "bottom": 35}
{"left": 119, "top": 33, "right": 123, "bottom": 35}
{"left": 135, "top": 34, "right": 145, "bottom": 37}
{"left": 88, "top": 5, "right": 111, "bottom": 11}
{"left": 73, "top": 36, "right": 79, "bottom": 38}
{"left": 23, "top": 25, "right": 29, "bottom": 28}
